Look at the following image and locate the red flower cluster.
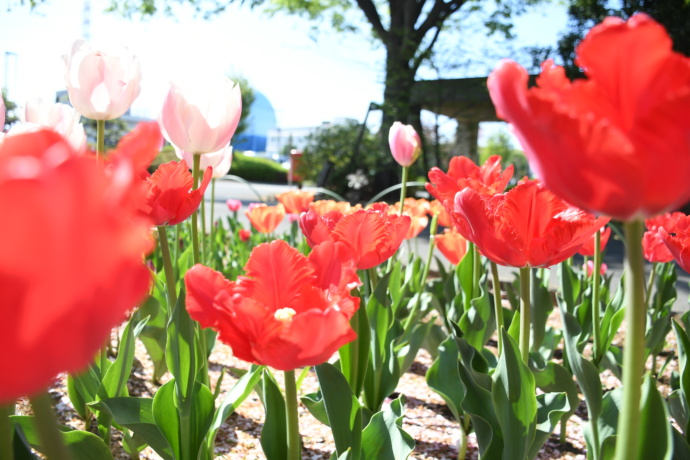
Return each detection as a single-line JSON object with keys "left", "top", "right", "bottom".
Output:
{"left": 645, "top": 212, "right": 687, "bottom": 263}
{"left": 452, "top": 180, "right": 609, "bottom": 268}
{"left": 185, "top": 240, "right": 360, "bottom": 370}
{"left": 300, "top": 202, "right": 411, "bottom": 270}
{"left": 0, "top": 128, "right": 156, "bottom": 403}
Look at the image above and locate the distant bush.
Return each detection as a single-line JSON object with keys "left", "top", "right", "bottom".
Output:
{"left": 231, "top": 153, "right": 288, "bottom": 183}
{"left": 149, "top": 145, "right": 179, "bottom": 172}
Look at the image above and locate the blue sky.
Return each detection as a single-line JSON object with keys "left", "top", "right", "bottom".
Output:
{"left": 0, "top": 0, "right": 568, "bottom": 138}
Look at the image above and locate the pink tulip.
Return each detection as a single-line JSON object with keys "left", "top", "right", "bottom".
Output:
{"left": 585, "top": 260, "right": 608, "bottom": 277}
{"left": 63, "top": 39, "right": 142, "bottom": 120}
{"left": 159, "top": 76, "right": 242, "bottom": 155}
{"left": 176, "top": 144, "right": 233, "bottom": 178}
{"left": 388, "top": 121, "right": 421, "bottom": 167}
{"left": 24, "top": 99, "right": 87, "bottom": 151}
{"left": 226, "top": 199, "right": 242, "bottom": 212}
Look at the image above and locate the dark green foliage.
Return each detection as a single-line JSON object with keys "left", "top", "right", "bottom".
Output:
{"left": 298, "top": 120, "right": 394, "bottom": 203}
{"left": 2, "top": 89, "right": 19, "bottom": 130}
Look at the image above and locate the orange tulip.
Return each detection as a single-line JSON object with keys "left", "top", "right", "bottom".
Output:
{"left": 429, "top": 200, "right": 453, "bottom": 228}
{"left": 246, "top": 203, "right": 285, "bottom": 233}
{"left": 435, "top": 228, "right": 468, "bottom": 265}
{"left": 309, "top": 199, "right": 359, "bottom": 216}
{"left": 276, "top": 189, "right": 315, "bottom": 214}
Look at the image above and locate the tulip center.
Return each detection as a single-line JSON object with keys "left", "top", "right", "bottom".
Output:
{"left": 274, "top": 308, "right": 297, "bottom": 322}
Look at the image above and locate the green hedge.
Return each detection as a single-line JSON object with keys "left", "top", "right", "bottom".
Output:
{"left": 230, "top": 152, "right": 288, "bottom": 183}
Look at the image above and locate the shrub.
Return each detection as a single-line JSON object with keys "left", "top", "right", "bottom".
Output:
{"left": 230, "top": 152, "right": 288, "bottom": 183}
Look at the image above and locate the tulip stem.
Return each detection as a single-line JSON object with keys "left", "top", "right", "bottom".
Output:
{"left": 0, "top": 404, "right": 14, "bottom": 460}
{"left": 644, "top": 262, "right": 658, "bottom": 308}
{"left": 398, "top": 166, "right": 409, "bottom": 216}
{"left": 96, "top": 119, "right": 105, "bottom": 163}
{"left": 592, "top": 230, "right": 602, "bottom": 364}
{"left": 614, "top": 220, "right": 646, "bottom": 460}
{"left": 29, "top": 393, "right": 71, "bottom": 460}
{"left": 472, "top": 243, "right": 481, "bottom": 299}
{"left": 519, "top": 266, "right": 531, "bottom": 363}
{"left": 200, "top": 190, "right": 207, "bottom": 264}
{"left": 284, "top": 370, "right": 301, "bottom": 460}
{"left": 210, "top": 179, "right": 216, "bottom": 262}
{"left": 191, "top": 154, "right": 201, "bottom": 266}
{"left": 490, "top": 261, "right": 504, "bottom": 354}
{"left": 403, "top": 214, "right": 438, "bottom": 335}
{"left": 157, "top": 226, "right": 177, "bottom": 310}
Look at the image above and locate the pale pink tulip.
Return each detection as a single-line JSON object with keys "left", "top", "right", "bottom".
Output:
{"left": 175, "top": 144, "right": 233, "bottom": 178}
{"left": 388, "top": 122, "right": 421, "bottom": 167}
{"left": 24, "top": 99, "right": 87, "bottom": 151}
{"left": 159, "top": 76, "right": 241, "bottom": 155}
{"left": 63, "top": 39, "right": 142, "bottom": 120}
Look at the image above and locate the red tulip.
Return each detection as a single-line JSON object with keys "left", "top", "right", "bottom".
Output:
{"left": 185, "top": 240, "right": 360, "bottom": 370}
{"left": 660, "top": 215, "right": 690, "bottom": 272}
{"left": 239, "top": 228, "right": 251, "bottom": 242}
{"left": 141, "top": 161, "right": 212, "bottom": 226}
{"left": 452, "top": 179, "right": 609, "bottom": 268}
{"left": 389, "top": 122, "right": 421, "bottom": 167}
{"left": 276, "top": 189, "right": 315, "bottom": 214}
{"left": 299, "top": 202, "right": 411, "bottom": 270}
{"left": 487, "top": 14, "right": 690, "bottom": 220}
{"left": 644, "top": 212, "right": 686, "bottom": 263}
{"left": 245, "top": 203, "right": 285, "bottom": 233}
{"left": 435, "top": 228, "right": 468, "bottom": 265}
{"left": 426, "top": 155, "right": 514, "bottom": 207}
{"left": 0, "top": 129, "right": 153, "bottom": 403}
{"left": 578, "top": 226, "right": 612, "bottom": 257}
{"left": 107, "top": 121, "right": 164, "bottom": 178}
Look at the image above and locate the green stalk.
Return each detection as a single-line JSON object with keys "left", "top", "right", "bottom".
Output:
{"left": 519, "top": 266, "right": 532, "bottom": 363}
{"left": 200, "top": 192, "right": 207, "bottom": 263}
{"left": 96, "top": 119, "right": 105, "bottom": 164}
{"left": 457, "top": 423, "right": 467, "bottom": 460}
{"left": 284, "top": 370, "right": 301, "bottom": 460}
{"left": 0, "top": 403, "right": 14, "bottom": 460}
{"left": 592, "top": 230, "right": 602, "bottom": 363}
{"left": 614, "top": 220, "right": 646, "bottom": 460}
{"left": 191, "top": 154, "right": 201, "bottom": 265}
{"left": 157, "top": 226, "right": 178, "bottom": 312}
{"left": 29, "top": 393, "right": 71, "bottom": 460}
{"left": 386, "top": 166, "right": 409, "bottom": 273}
{"left": 210, "top": 179, "right": 216, "bottom": 263}
{"left": 490, "top": 261, "right": 504, "bottom": 354}
{"left": 472, "top": 243, "right": 481, "bottom": 299}
{"left": 402, "top": 215, "right": 438, "bottom": 334}
{"left": 644, "top": 262, "right": 658, "bottom": 309}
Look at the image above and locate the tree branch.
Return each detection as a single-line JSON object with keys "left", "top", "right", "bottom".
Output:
{"left": 354, "top": 0, "right": 388, "bottom": 40}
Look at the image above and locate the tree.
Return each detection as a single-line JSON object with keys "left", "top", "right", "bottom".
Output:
{"left": 479, "top": 128, "right": 529, "bottom": 182}
{"left": 527, "top": 0, "right": 690, "bottom": 77}
{"left": 2, "top": 89, "right": 19, "bottom": 130}
{"left": 298, "top": 119, "right": 392, "bottom": 202}
{"left": 99, "top": 0, "right": 544, "bottom": 171}
{"left": 232, "top": 75, "right": 255, "bottom": 138}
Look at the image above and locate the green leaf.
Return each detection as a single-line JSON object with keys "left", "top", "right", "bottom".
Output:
{"left": 361, "top": 396, "right": 415, "bottom": 460}
{"left": 491, "top": 330, "right": 537, "bottom": 460}
{"left": 638, "top": 375, "right": 673, "bottom": 460}
{"left": 673, "top": 319, "right": 690, "bottom": 436}
{"left": 557, "top": 300, "right": 603, "bottom": 421}
{"left": 258, "top": 369, "right": 288, "bottom": 460}
{"left": 207, "top": 364, "right": 263, "bottom": 452}
{"left": 316, "top": 363, "right": 363, "bottom": 460}
{"left": 531, "top": 269, "right": 554, "bottom": 351}
{"left": 426, "top": 335, "right": 465, "bottom": 423}
{"left": 152, "top": 379, "right": 215, "bottom": 460}
{"left": 527, "top": 392, "right": 570, "bottom": 459}
{"left": 137, "top": 276, "right": 169, "bottom": 381}
{"left": 98, "top": 315, "right": 148, "bottom": 400}
{"left": 165, "top": 288, "right": 196, "bottom": 401}
{"left": 67, "top": 374, "right": 89, "bottom": 420}
{"left": 301, "top": 389, "right": 330, "bottom": 427}
{"left": 396, "top": 319, "right": 434, "bottom": 374}
{"left": 458, "top": 275, "right": 495, "bottom": 350}
{"left": 672, "top": 428, "right": 690, "bottom": 460}
{"left": 507, "top": 310, "right": 521, "bottom": 347}
{"left": 90, "top": 397, "right": 173, "bottom": 460}
{"left": 558, "top": 261, "right": 581, "bottom": 314}
{"left": 10, "top": 416, "right": 113, "bottom": 460}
